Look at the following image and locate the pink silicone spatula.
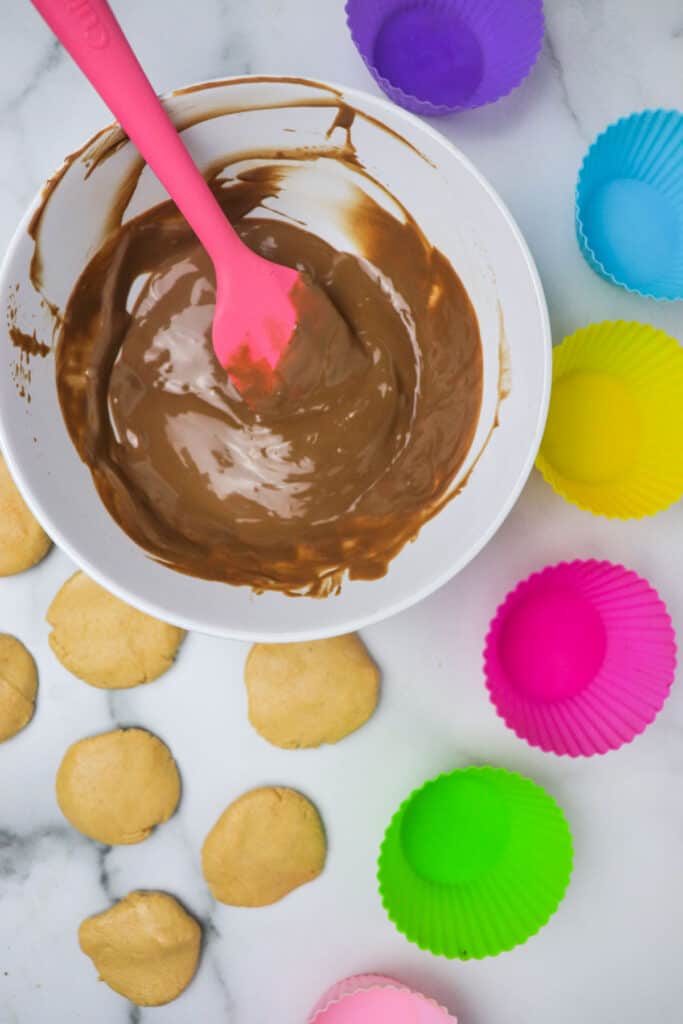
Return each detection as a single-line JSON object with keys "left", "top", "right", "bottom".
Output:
{"left": 31, "top": 0, "right": 302, "bottom": 386}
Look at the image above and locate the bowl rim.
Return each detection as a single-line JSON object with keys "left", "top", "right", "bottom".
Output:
{"left": 0, "top": 74, "right": 551, "bottom": 640}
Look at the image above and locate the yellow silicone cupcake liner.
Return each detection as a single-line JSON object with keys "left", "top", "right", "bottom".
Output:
{"left": 536, "top": 321, "right": 683, "bottom": 518}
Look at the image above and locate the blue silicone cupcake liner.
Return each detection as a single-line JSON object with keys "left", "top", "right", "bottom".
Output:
{"left": 345, "top": 0, "right": 545, "bottom": 117}
{"left": 576, "top": 109, "right": 683, "bottom": 300}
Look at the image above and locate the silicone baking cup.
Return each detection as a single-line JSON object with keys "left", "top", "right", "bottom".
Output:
{"left": 576, "top": 110, "right": 683, "bottom": 299}
{"left": 309, "top": 975, "right": 456, "bottom": 1023}
{"left": 378, "top": 767, "right": 572, "bottom": 959}
{"left": 484, "top": 560, "right": 677, "bottom": 757}
{"left": 345, "top": 0, "right": 544, "bottom": 116}
{"left": 536, "top": 321, "right": 683, "bottom": 518}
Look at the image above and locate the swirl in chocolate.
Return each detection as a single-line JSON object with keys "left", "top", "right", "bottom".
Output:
{"left": 57, "top": 153, "right": 482, "bottom": 595}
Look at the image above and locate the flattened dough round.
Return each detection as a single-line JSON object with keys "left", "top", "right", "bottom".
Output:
{"left": 79, "top": 891, "right": 201, "bottom": 1006}
{"left": 245, "top": 634, "right": 380, "bottom": 749}
{"left": 56, "top": 728, "right": 180, "bottom": 844}
{"left": 202, "top": 786, "right": 326, "bottom": 907}
{"left": 46, "top": 571, "right": 184, "bottom": 688}
{"left": 0, "top": 634, "right": 38, "bottom": 742}
{"left": 0, "top": 454, "right": 50, "bottom": 575}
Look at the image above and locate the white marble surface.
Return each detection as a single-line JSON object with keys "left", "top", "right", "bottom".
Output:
{"left": 1, "top": 2, "right": 683, "bottom": 1022}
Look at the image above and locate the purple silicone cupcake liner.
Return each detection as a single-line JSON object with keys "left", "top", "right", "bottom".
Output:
{"left": 346, "top": 0, "right": 545, "bottom": 117}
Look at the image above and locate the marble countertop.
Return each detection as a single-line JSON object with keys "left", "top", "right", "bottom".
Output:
{"left": 2, "top": 2, "right": 683, "bottom": 1022}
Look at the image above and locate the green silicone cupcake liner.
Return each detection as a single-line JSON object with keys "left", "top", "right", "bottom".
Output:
{"left": 378, "top": 766, "right": 573, "bottom": 959}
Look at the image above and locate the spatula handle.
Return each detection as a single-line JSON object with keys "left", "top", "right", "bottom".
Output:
{"left": 30, "top": 0, "right": 242, "bottom": 263}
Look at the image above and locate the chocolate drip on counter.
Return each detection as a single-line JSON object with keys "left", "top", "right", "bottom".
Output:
{"left": 56, "top": 154, "right": 482, "bottom": 596}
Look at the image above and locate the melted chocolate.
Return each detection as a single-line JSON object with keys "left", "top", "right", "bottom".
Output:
{"left": 8, "top": 325, "right": 50, "bottom": 359}
{"left": 55, "top": 115, "right": 482, "bottom": 596}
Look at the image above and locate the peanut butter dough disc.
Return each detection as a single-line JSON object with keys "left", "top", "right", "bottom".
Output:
{"left": 56, "top": 728, "right": 180, "bottom": 845}
{"left": 245, "top": 634, "right": 380, "bottom": 749}
{"left": 202, "top": 786, "right": 326, "bottom": 907}
{"left": 0, "top": 454, "right": 51, "bottom": 575}
{"left": 0, "top": 634, "right": 38, "bottom": 742}
{"left": 79, "top": 891, "right": 201, "bottom": 1006}
{"left": 46, "top": 571, "right": 184, "bottom": 688}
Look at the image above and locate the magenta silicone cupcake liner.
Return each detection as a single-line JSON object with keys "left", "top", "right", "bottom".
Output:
{"left": 345, "top": 0, "right": 545, "bottom": 117}
{"left": 309, "top": 974, "right": 457, "bottom": 1023}
{"left": 484, "top": 560, "right": 677, "bottom": 756}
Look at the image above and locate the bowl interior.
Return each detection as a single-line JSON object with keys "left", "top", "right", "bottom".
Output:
{"left": 0, "top": 77, "right": 549, "bottom": 640}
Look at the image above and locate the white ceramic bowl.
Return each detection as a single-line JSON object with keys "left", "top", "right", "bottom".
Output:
{"left": 0, "top": 76, "right": 550, "bottom": 641}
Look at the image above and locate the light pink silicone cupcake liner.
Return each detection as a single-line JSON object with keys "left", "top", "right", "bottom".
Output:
{"left": 484, "top": 560, "right": 677, "bottom": 756}
{"left": 309, "top": 974, "right": 457, "bottom": 1023}
{"left": 309, "top": 976, "right": 402, "bottom": 1020}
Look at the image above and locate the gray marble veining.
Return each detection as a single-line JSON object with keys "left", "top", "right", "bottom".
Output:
{"left": 1, "top": 2, "right": 682, "bottom": 1023}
